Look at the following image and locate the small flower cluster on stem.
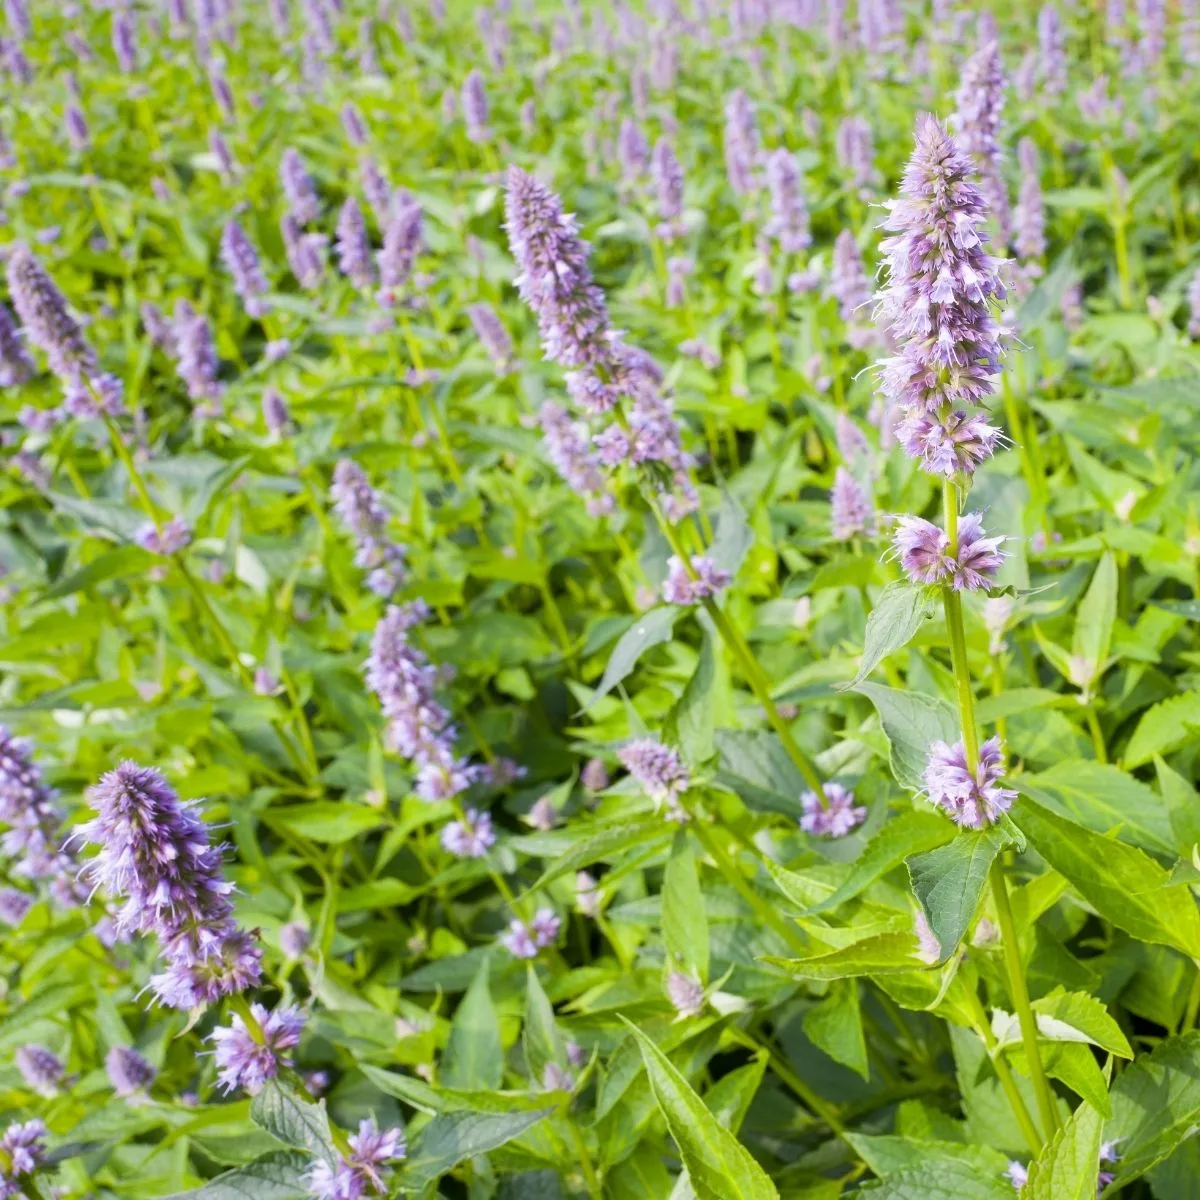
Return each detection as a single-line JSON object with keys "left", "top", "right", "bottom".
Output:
{"left": 330, "top": 459, "right": 408, "bottom": 596}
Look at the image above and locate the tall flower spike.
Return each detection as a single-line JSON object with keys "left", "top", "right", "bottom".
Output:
{"left": 831, "top": 231, "right": 874, "bottom": 348}
{"left": 377, "top": 198, "right": 423, "bottom": 304}
{"left": 1037, "top": 5, "right": 1066, "bottom": 96}
{"left": 330, "top": 459, "right": 407, "bottom": 596}
{"left": 466, "top": 303, "right": 513, "bottom": 372}
{"left": 335, "top": 197, "right": 376, "bottom": 291}
{"left": 723, "top": 88, "right": 758, "bottom": 198}
{"left": 172, "top": 301, "right": 223, "bottom": 406}
{"left": 1014, "top": 138, "right": 1046, "bottom": 264}
{"left": 0, "top": 727, "right": 79, "bottom": 893}
{"left": 618, "top": 739, "right": 689, "bottom": 806}
{"left": 462, "top": 68, "right": 489, "bottom": 142}
{"left": 764, "top": 148, "right": 810, "bottom": 254}
{"left": 954, "top": 40, "right": 1011, "bottom": 244}
{"left": 77, "top": 762, "right": 262, "bottom": 1008}
{"left": 308, "top": 1118, "right": 406, "bottom": 1199}
{"left": 209, "top": 1003, "right": 304, "bottom": 1094}
{"left": 106, "top": 1045, "right": 156, "bottom": 1098}
{"left": 651, "top": 138, "right": 685, "bottom": 241}
{"left": 220, "top": 220, "right": 270, "bottom": 318}
{"left": 280, "top": 147, "right": 320, "bottom": 225}
{"left": 830, "top": 468, "right": 873, "bottom": 540}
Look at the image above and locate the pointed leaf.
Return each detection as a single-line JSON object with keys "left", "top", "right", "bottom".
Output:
{"left": 663, "top": 832, "right": 709, "bottom": 982}
{"left": 167, "top": 1151, "right": 312, "bottom": 1199}
{"left": 399, "top": 1108, "right": 553, "bottom": 1190}
{"left": 845, "top": 582, "right": 936, "bottom": 690}
{"left": 854, "top": 683, "right": 959, "bottom": 791}
{"left": 442, "top": 959, "right": 502, "bottom": 1090}
{"left": 587, "top": 606, "right": 678, "bottom": 708}
{"left": 907, "top": 829, "right": 1004, "bottom": 963}
{"left": 249, "top": 1080, "right": 337, "bottom": 1166}
{"left": 1023, "top": 1098, "right": 1102, "bottom": 1200}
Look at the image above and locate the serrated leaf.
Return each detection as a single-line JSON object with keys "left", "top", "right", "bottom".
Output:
{"left": 622, "top": 1020, "right": 778, "bottom": 1200}
{"left": 442, "top": 959, "right": 502, "bottom": 1090}
{"left": 1071, "top": 553, "right": 1117, "bottom": 688}
{"left": 522, "top": 966, "right": 565, "bottom": 1084}
{"left": 1156, "top": 756, "right": 1200, "bottom": 854}
{"left": 1106, "top": 1031, "right": 1200, "bottom": 1187}
{"left": 526, "top": 817, "right": 672, "bottom": 892}
{"left": 714, "top": 729, "right": 807, "bottom": 818}
{"left": 854, "top": 683, "right": 959, "bottom": 792}
{"left": 398, "top": 1108, "right": 552, "bottom": 1190}
{"left": 795, "top": 811, "right": 953, "bottom": 916}
{"left": 803, "top": 979, "right": 868, "bottom": 1079}
{"left": 1013, "top": 796, "right": 1200, "bottom": 958}
{"left": 908, "top": 829, "right": 1004, "bottom": 963}
{"left": 854, "top": 1159, "right": 1013, "bottom": 1197}
{"left": 248, "top": 1080, "right": 336, "bottom": 1166}
{"left": 669, "top": 635, "right": 716, "bottom": 765}
{"left": 1124, "top": 692, "right": 1200, "bottom": 769}
{"left": 1023, "top": 1099, "right": 1102, "bottom": 1200}
{"left": 40, "top": 545, "right": 154, "bottom": 600}
{"left": 587, "top": 606, "right": 678, "bottom": 709}
{"left": 708, "top": 492, "right": 754, "bottom": 576}
{"left": 764, "top": 933, "right": 924, "bottom": 981}
{"left": 361, "top": 1064, "right": 550, "bottom": 1114}
{"left": 845, "top": 582, "right": 936, "bottom": 690}
{"left": 663, "top": 832, "right": 709, "bottom": 982}
{"left": 167, "top": 1151, "right": 312, "bottom": 1199}
{"left": 846, "top": 1134, "right": 1008, "bottom": 1178}
{"left": 1030, "top": 989, "right": 1132, "bottom": 1059}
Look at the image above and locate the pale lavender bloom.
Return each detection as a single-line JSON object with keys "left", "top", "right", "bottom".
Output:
{"left": 502, "top": 918, "right": 538, "bottom": 958}
{"left": 800, "top": 782, "right": 867, "bottom": 837}
{"left": 280, "top": 148, "right": 320, "bottom": 225}
{"left": 336, "top": 198, "right": 376, "bottom": 290}
{"left": 308, "top": 1118, "right": 405, "bottom": 1199}
{"left": 0, "top": 887, "right": 31, "bottom": 924}
{"left": 172, "top": 300, "right": 223, "bottom": 404}
{"left": 209, "top": 1003, "right": 304, "bottom": 1094}
{"left": 896, "top": 410, "right": 1003, "bottom": 479}
{"left": 106, "top": 1045, "right": 155, "bottom": 1098}
{"left": 652, "top": 138, "right": 685, "bottom": 240}
{"left": 662, "top": 555, "right": 731, "bottom": 605}
{"left": 466, "top": 303, "right": 513, "bottom": 371}
{"left": 1061, "top": 281, "right": 1084, "bottom": 331}
{"left": 830, "top": 230, "right": 872, "bottom": 345}
{"left": 462, "top": 69, "right": 489, "bottom": 143}
{"left": 18, "top": 404, "right": 61, "bottom": 433}
{"left": 764, "top": 148, "right": 810, "bottom": 254}
{"left": 1037, "top": 6, "right": 1066, "bottom": 96}
{"left": 366, "top": 604, "right": 473, "bottom": 803}
{"left": 924, "top": 734, "right": 1016, "bottom": 828}
{"left": 576, "top": 870, "right": 601, "bottom": 916}
{"left": 0, "top": 302, "right": 34, "bottom": 386}
{"left": 0, "top": 727, "right": 75, "bottom": 888}
{"left": 134, "top": 517, "right": 192, "bottom": 556}
{"left": 4, "top": 0, "right": 30, "bottom": 41}
{"left": 1014, "top": 138, "right": 1046, "bottom": 263}
{"left": 954, "top": 41, "right": 1011, "bottom": 244}
{"left": 830, "top": 468, "right": 872, "bottom": 540}
{"left": 530, "top": 907, "right": 560, "bottom": 946}
{"left": 539, "top": 401, "right": 613, "bottom": 516}
{"left": 15, "top": 1044, "right": 62, "bottom": 1095}
{"left": 208, "top": 129, "right": 236, "bottom": 181}
{"left": 210, "top": 69, "right": 235, "bottom": 121}
{"left": 0, "top": 1119, "right": 46, "bottom": 1194}
{"left": 112, "top": 10, "right": 137, "bottom": 71}
{"left": 915, "top": 909, "right": 941, "bottom": 963}
{"left": 1135, "top": 0, "right": 1164, "bottom": 73}
{"left": 220, "top": 221, "right": 270, "bottom": 318}
{"left": 527, "top": 796, "right": 557, "bottom": 831}
{"left": 330, "top": 459, "right": 407, "bottom": 595}
{"left": 377, "top": 198, "right": 422, "bottom": 303}
{"left": 279, "top": 921, "right": 309, "bottom": 957}
{"left": 1005, "top": 1161, "right": 1028, "bottom": 1189}
{"left": 542, "top": 1061, "right": 573, "bottom": 1092}
{"left": 262, "top": 387, "right": 290, "bottom": 433}
{"left": 441, "top": 86, "right": 457, "bottom": 122}
{"left": 679, "top": 339, "right": 721, "bottom": 370}
{"left": 723, "top": 88, "right": 758, "bottom": 198}
{"left": 1183, "top": 0, "right": 1200, "bottom": 67}
{"left": 875, "top": 115, "right": 1006, "bottom": 476}
{"left": 665, "top": 256, "right": 692, "bottom": 309}
{"left": 64, "top": 103, "right": 88, "bottom": 151}
{"left": 520, "top": 99, "right": 536, "bottom": 135}
{"left": 281, "top": 213, "right": 325, "bottom": 290}
{"left": 618, "top": 738, "right": 689, "bottom": 805}
{"left": 141, "top": 303, "right": 173, "bottom": 350}
{"left": 440, "top": 808, "right": 495, "bottom": 858}
{"left": 78, "top": 762, "right": 262, "bottom": 1007}
{"left": 617, "top": 117, "right": 649, "bottom": 183}
{"left": 264, "top": 339, "right": 290, "bottom": 364}
{"left": 581, "top": 759, "right": 608, "bottom": 793}
{"left": 1188, "top": 270, "right": 1200, "bottom": 338}
{"left": 1078, "top": 73, "right": 1118, "bottom": 124}
{"left": 836, "top": 412, "right": 870, "bottom": 462}
{"left": 666, "top": 971, "right": 704, "bottom": 1017}
{"left": 341, "top": 102, "right": 368, "bottom": 147}
{"left": 893, "top": 512, "right": 1004, "bottom": 589}
{"left": 360, "top": 158, "right": 393, "bottom": 227}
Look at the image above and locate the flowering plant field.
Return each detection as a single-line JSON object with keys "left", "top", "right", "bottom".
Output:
{"left": 1, "top": 0, "right": 1199, "bottom": 1196}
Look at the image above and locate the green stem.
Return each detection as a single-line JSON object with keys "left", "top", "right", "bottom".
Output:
{"left": 1084, "top": 707, "right": 1107, "bottom": 763}
{"left": 1182, "top": 965, "right": 1200, "bottom": 1034}
{"left": 564, "top": 1116, "right": 603, "bottom": 1199}
{"left": 990, "top": 860, "right": 1061, "bottom": 1141}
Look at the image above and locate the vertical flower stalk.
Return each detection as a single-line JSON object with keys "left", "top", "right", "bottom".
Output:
{"left": 875, "top": 113, "right": 1058, "bottom": 1146}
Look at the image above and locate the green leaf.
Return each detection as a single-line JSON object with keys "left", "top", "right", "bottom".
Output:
{"left": 587, "top": 606, "right": 678, "bottom": 708}
{"left": 764, "top": 933, "right": 924, "bottom": 981}
{"left": 1023, "top": 1099, "right": 1102, "bottom": 1200}
{"left": 167, "top": 1151, "right": 312, "bottom": 1199}
{"left": 248, "top": 1080, "right": 337, "bottom": 1166}
{"left": 714, "top": 729, "right": 807, "bottom": 818}
{"left": 663, "top": 833, "right": 709, "bottom": 982}
{"left": 270, "top": 802, "right": 384, "bottom": 843}
{"left": 708, "top": 492, "right": 754, "bottom": 576}
{"left": 1124, "top": 692, "right": 1200, "bottom": 769}
{"left": 1156, "top": 756, "right": 1200, "bottom": 854}
{"left": 845, "top": 582, "right": 936, "bottom": 690}
{"left": 1017, "top": 761, "right": 1175, "bottom": 855}
{"left": 442, "top": 959, "right": 502, "bottom": 1090}
{"left": 803, "top": 980, "right": 868, "bottom": 1079}
{"left": 846, "top": 1134, "right": 1008, "bottom": 1178}
{"left": 1106, "top": 1031, "right": 1200, "bottom": 1187}
{"left": 621, "top": 1020, "right": 779, "bottom": 1200}
{"left": 1071, "top": 552, "right": 1117, "bottom": 690}
{"left": 854, "top": 1159, "right": 1014, "bottom": 1197}
{"left": 796, "top": 811, "right": 953, "bottom": 916}
{"left": 669, "top": 636, "right": 716, "bottom": 765}
{"left": 361, "top": 1064, "right": 550, "bottom": 1114}
{"left": 399, "top": 1108, "right": 553, "bottom": 1190}
{"left": 1012, "top": 796, "right": 1200, "bottom": 957}
{"left": 854, "top": 683, "right": 959, "bottom": 791}
{"left": 1029, "top": 989, "right": 1133, "bottom": 1059}
{"left": 40, "top": 545, "right": 154, "bottom": 600}
{"left": 907, "top": 829, "right": 1004, "bottom": 963}
{"left": 526, "top": 817, "right": 672, "bottom": 892}
{"left": 522, "top": 966, "right": 565, "bottom": 1084}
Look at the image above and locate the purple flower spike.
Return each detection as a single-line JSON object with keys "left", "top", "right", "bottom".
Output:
{"left": 831, "top": 231, "right": 872, "bottom": 345}
{"left": 0, "top": 302, "right": 35, "bottom": 386}
{"left": 172, "top": 301, "right": 223, "bottom": 405}
{"left": 896, "top": 410, "right": 1003, "bottom": 479}
{"left": 954, "top": 40, "right": 1011, "bottom": 243}
{"left": 209, "top": 1002, "right": 305, "bottom": 1094}
{"left": 892, "top": 516, "right": 953, "bottom": 585}
{"left": 830, "top": 468, "right": 873, "bottom": 541}
{"left": 0, "top": 727, "right": 78, "bottom": 893}
{"left": 462, "top": 68, "right": 489, "bottom": 143}
{"left": 330, "top": 459, "right": 407, "bottom": 596}
{"left": 78, "top": 762, "right": 262, "bottom": 1008}
{"left": 1014, "top": 138, "right": 1046, "bottom": 264}
{"left": 924, "top": 734, "right": 1015, "bottom": 828}
{"left": 377, "top": 198, "right": 423, "bottom": 303}
{"left": 281, "top": 213, "right": 325, "bottom": 290}
{"left": 106, "top": 1045, "right": 156, "bottom": 1098}
{"left": 618, "top": 739, "right": 689, "bottom": 807}
{"left": 539, "top": 401, "right": 613, "bottom": 516}
{"left": 15, "top": 1044, "right": 62, "bottom": 1095}
{"left": 651, "top": 138, "right": 685, "bottom": 241}
{"left": 280, "top": 147, "right": 320, "bottom": 225}
{"left": 0, "top": 887, "right": 31, "bottom": 925}
{"left": 502, "top": 907, "right": 560, "bottom": 958}
{"left": 1038, "top": 6, "right": 1066, "bottom": 96}
{"left": 723, "top": 88, "right": 759, "bottom": 198}
{"left": 220, "top": 221, "right": 270, "bottom": 319}
{"left": 764, "top": 149, "right": 810, "bottom": 254}
{"left": 618, "top": 117, "right": 649, "bottom": 182}
{"left": 336, "top": 197, "right": 376, "bottom": 291}
{"left": 662, "top": 555, "right": 730, "bottom": 605}
{"left": 308, "top": 1117, "right": 406, "bottom": 1199}
{"left": 800, "top": 782, "right": 867, "bottom": 838}
{"left": 135, "top": 517, "right": 192, "bottom": 556}
{"left": 466, "top": 303, "right": 514, "bottom": 372}
{"left": 440, "top": 808, "right": 496, "bottom": 859}
{"left": 0, "top": 1119, "right": 46, "bottom": 1193}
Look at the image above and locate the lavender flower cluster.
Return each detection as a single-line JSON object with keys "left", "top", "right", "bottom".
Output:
{"left": 330, "top": 459, "right": 408, "bottom": 596}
